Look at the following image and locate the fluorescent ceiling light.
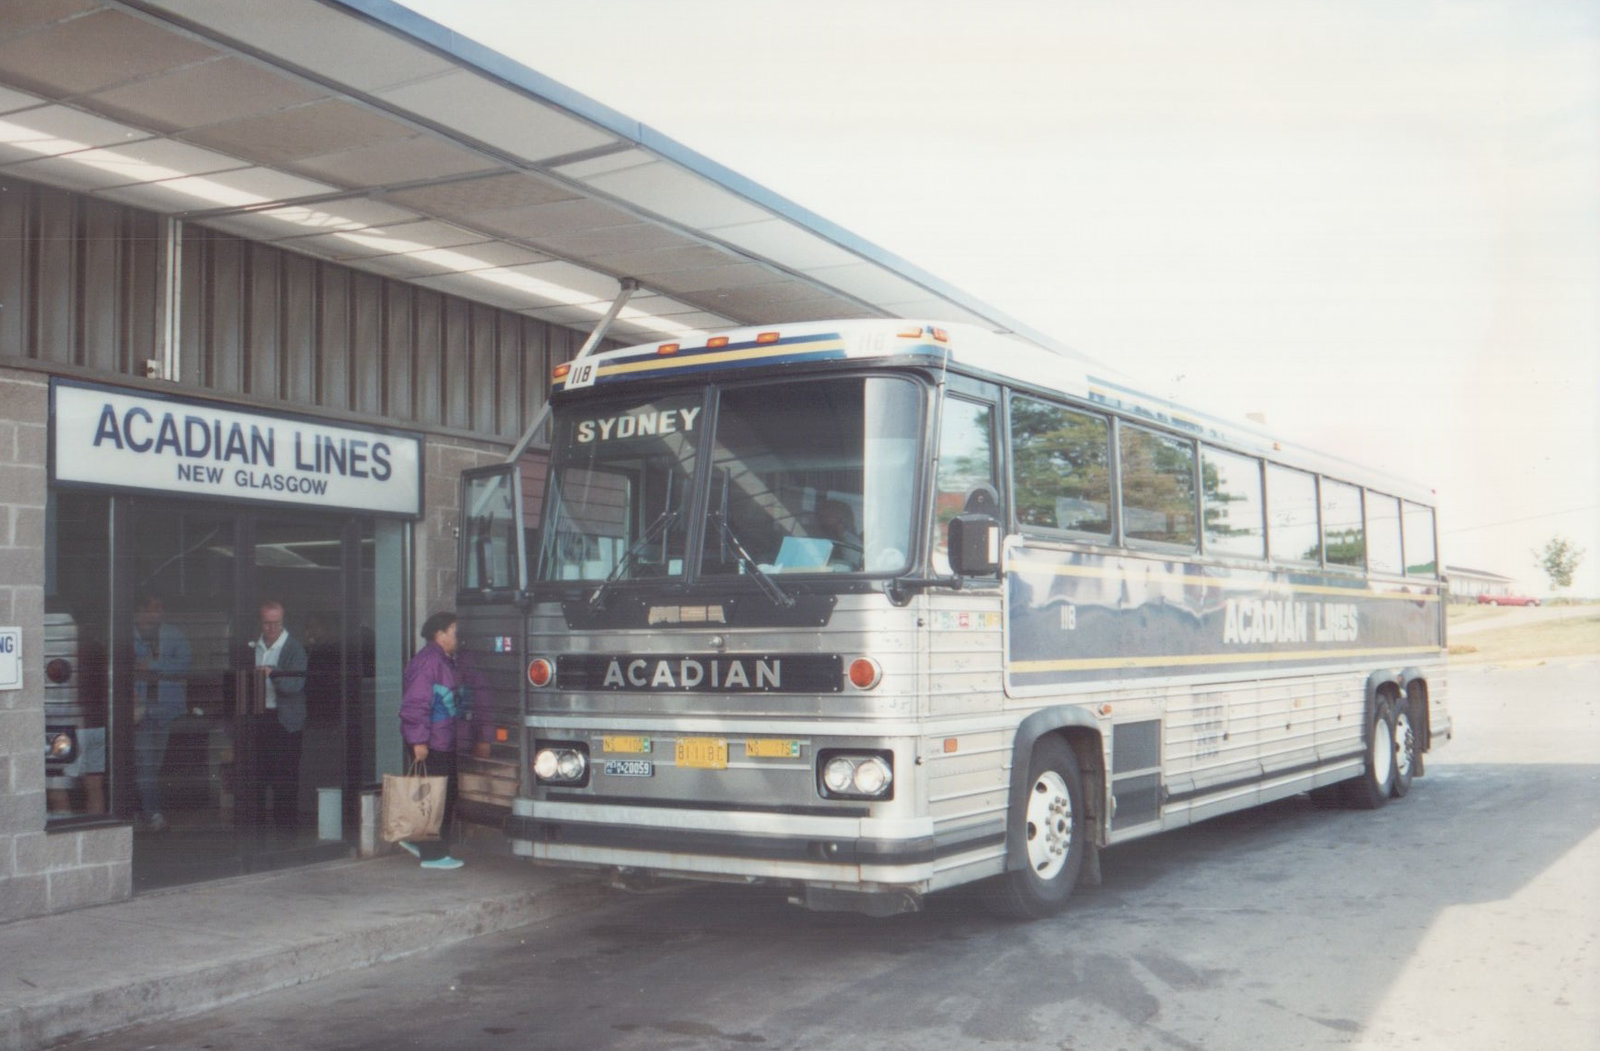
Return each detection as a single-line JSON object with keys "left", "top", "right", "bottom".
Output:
{"left": 0, "top": 108, "right": 720, "bottom": 339}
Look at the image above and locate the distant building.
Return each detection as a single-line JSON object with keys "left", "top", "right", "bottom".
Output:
{"left": 1445, "top": 565, "right": 1519, "bottom": 603}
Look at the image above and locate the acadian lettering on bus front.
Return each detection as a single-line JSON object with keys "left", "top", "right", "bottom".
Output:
{"left": 50, "top": 381, "right": 421, "bottom": 517}
{"left": 558, "top": 653, "right": 843, "bottom": 694}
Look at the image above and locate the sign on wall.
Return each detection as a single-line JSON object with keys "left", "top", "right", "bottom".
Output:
{"left": 0, "top": 627, "right": 20, "bottom": 691}
{"left": 50, "top": 381, "right": 422, "bottom": 517}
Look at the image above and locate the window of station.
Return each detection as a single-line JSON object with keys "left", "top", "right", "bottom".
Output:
{"left": 1402, "top": 501, "right": 1438, "bottom": 577}
{"left": 1265, "top": 464, "right": 1320, "bottom": 563}
{"left": 1365, "top": 491, "right": 1403, "bottom": 576}
{"left": 1320, "top": 479, "right": 1366, "bottom": 569}
{"left": 1201, "top": 446, "right": 1266, "bottom": 558}
{"left": 45, "top": 491, "right": 114, "bottom": 824}
{"left": 1118, "top": 424, "right": 1197, "bottom": 548}
{"left": 1009, "top": 395, "right": 1111, "bottom": 537}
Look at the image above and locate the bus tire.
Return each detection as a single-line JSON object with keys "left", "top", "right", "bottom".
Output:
{"left": 1391, "top": 701, "right": 1417, "bottom": 798}
{"left": 1342, "top": 701, "right": 1397, "bottom": 810}
{"left": 988, "top": 736, "right": 1085, "bottom": 920}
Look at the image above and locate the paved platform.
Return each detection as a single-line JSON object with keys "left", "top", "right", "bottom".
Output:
{"left": 1, "top": 828, "right": 614, "bottom": 1051}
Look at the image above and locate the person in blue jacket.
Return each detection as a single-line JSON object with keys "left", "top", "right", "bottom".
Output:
{"left": 397, "top": 611, "right": 480, "bottom": 869}
{"left": 132, "top": 594, "right": 191, "bottom": 833}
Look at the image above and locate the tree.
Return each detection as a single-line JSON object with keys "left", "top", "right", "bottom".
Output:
{"left": 1534, "top": 536, "right": 1585, "bottom": 593}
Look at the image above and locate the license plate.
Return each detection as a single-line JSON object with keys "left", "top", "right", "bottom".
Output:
{"left": 602, "top": 735, "right": 652, "bottom": 754}
{"left": 603, "top": 759, "right": 654, "bottom": 777}
{"left": 745, "top": 739, "right": 800, "bottom": 759}
{"left": 675, "top": 737, "right": 728, "bottom": 769}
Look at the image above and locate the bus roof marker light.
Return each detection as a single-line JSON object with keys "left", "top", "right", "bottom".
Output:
{"left": 897, "top": 326, "right": 924, "bottom": 339}
{"left": 755, "top": 331, "right": 781, "bottom": 344}
{"left": 657, "top": 343, "right": 680, "bottom": 356}
{"left": 707, "top": 336, "right": 729, "bottom": 348}
{"left": 553, "top": 363, "right": 571, "bottom": 380}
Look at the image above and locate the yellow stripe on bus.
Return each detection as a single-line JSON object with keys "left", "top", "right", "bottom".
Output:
{"left": 1007, "top": 558, "right": 1441, "bottom": 602}
{"left": 1010, "top": 644, "right": 1444, "bottom": 674}
{"left": 594, "top": 339, "right": 848, "bottom": 379}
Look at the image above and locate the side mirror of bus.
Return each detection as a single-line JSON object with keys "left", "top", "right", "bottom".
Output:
{"left": 947, "top": 513, "right": 1001, "bottom": 576}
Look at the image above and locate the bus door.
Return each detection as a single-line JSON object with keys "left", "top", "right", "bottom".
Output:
{"left": 455, "top": 457, "right": 542, "bottom": 822}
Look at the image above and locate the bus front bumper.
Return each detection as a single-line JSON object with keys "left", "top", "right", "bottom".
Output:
{"left": 505, "top": 798, "right": 1004, "bottom": 908}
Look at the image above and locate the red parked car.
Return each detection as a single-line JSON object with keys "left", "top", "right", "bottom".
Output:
{"left": 1477, "top": 593, "right": 1540, "bottom": 606}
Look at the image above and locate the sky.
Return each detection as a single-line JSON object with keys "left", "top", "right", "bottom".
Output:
{"left": 403, "top": 0, "right": 1600, "bottom": 597}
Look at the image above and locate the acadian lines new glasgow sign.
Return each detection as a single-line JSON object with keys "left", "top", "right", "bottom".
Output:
{"left": 51, "top": 380, "right": 422, "bottom": 517}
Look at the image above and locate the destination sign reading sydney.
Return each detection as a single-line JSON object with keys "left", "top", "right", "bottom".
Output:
{"left": 52, "top": 382, "right": 421, "bottom": 516}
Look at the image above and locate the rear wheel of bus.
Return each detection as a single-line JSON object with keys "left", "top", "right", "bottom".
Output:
{"left": 989, "top": 736, "right": 1086, "bottom": 920}
{"left": 1390, "top": 700, "right": 1417, "bottom": 798}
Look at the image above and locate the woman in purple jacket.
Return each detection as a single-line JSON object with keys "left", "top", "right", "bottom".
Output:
{"left": 398, "top": 611, "right": 469, "bottom": 869}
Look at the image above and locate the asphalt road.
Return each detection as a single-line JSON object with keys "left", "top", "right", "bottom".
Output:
{"left": 65, "top": 657, "right": 1600, "bottom": 1051}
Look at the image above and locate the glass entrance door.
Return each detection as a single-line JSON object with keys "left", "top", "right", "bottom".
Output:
{"left": 120, "top": 499, "right": 369, "bottom": 890}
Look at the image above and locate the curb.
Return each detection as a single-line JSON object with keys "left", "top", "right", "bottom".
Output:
{"left": 4, "top": 864, "right": 613, "bottom": 1051}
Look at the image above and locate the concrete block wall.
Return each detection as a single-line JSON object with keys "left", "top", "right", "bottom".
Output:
{"left": 0, "top": 368, "right": 131, "bottom": 922}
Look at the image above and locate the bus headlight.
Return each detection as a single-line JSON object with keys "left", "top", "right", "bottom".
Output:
{"left": 533, "top": 741, "right": 589, "bottom": 786}
{"left": 818, "top": 751, "right": 894, "bottom": 800}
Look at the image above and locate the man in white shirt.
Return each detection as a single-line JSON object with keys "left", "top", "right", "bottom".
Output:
{"left": 250, "top": 600, "right": 308, "bottom": 832}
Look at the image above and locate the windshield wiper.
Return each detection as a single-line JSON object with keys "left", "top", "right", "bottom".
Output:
{"left": 711, "top": 511, "right": 796, "bottom": 609}
{"left": 587, "top": 510, "right": 679, "bottom": 609}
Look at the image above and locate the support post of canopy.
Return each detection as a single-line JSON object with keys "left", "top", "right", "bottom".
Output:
{"left": 505, "top": 278, "right": 638, "bottom": 465}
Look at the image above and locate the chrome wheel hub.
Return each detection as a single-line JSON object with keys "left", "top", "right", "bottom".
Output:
{"left": 1024, "top": 770, "right": 1073, "bottom": 880}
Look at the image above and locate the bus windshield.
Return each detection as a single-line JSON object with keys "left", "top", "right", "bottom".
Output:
{"left": 538, "top": 376, "right": 921, "bottom": 583}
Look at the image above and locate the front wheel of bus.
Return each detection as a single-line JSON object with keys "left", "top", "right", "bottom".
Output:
{"left": 989, "top": 737, "right": 1085, "bottom": 920}
{"left": 1343, "top": 701, "right": 1397, "bottom": 810}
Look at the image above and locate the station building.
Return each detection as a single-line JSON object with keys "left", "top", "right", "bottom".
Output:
{"left": 0, "top": 0, "right": 1031, "bottom": 920}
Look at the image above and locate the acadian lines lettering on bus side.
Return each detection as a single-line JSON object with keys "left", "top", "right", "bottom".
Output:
{"left": 1222, "top": 598, "right": 1359, "bottom": 645}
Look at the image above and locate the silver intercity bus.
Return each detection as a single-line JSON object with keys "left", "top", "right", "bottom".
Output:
{"left": 457, "top": 320, "right": 1450, "bottom": 918}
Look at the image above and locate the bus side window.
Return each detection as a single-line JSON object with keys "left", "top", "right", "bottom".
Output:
{"left": 933, "top": 398, "right": 997, "bottom": 575}
{"left": 1201, "top": 445, "right": 1265, "bottom": 558}
{"left": 1119, "top": 424, "right": 1197, "bottom": 549}
{"left": 1010, "top": 395, "right": 1111, "bottom": 537}
{"left": 1321, "top": 478, "right": 1366, "bottom": 569}
{"left": 1366, "top": 491, "right": 1403, "bottom": 576}
{"left": 1266, "top": 464, "right": 1320, "bottom": 563}
{"left": 1402, "top": 501, "right": 1437, "bottom": 577}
